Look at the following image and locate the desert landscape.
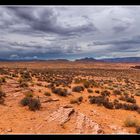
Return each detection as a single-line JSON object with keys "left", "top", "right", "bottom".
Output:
{"left": 1, "top": 5, "right": 140, "bottom": 134}
{"left": 0, "top": 61, "right": 140, "bottom": 134}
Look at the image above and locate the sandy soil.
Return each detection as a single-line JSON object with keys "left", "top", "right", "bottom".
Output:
{"left": 0, "top": 61, "right": 139, "bottom": 134}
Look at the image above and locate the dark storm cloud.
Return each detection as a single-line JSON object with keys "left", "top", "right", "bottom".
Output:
{"left": 7, "top": 7, "right": 97, "bottom": 36}
{"left": 0, "top": 6, "right": 140, "bottom": 59}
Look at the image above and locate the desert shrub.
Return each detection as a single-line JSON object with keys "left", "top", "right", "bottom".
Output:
{"left": 113, "top": 90, "right": 121, "bottom": 95}
{"left": 113, "top": 99, "right": 119, "bottom": 103}
{"left": 119, "top": 95, "right": 136, "bottom": 104}
{"left": 136, "top": 126, "right": 140, "bottom": 134}
{"left": 83, "top": 81, "right": 90, "bottom": 88}
{"left": 137, "top": 108, "right": 140, "bottom": 114}
{"left": 70, "top": 96, "right": 83, "bottom": 104}
{"left": 44, "top": 92, "right": 51, "bottom": 96}
{"left": 0, "top": 77, "right": 6, "bottom": 83}
{"left": 95, "top": 90, "right": 100, "bottom": 94}
{"left": 72, "top": 86, "right": 84, "bottom": 93}
{"left": 135, "top": 91, "right": 140, "bottom": 96}
{"left": 70, "top": 99, "right": 79, "bottom": 104}
{"left": 0, "top": 98, "right": 5, "bottom": 104}
{"left": 36, "top": 83, "right": 42, "bottom": 86}
{"left": 78, "top": 96, "right": 83, "bottom": 102}
{"left": 122, "top": 103, "right": 138, "bottom": 111}
{"left": 119, "top": 95, "right": 125, "bottom": 101}
{"left": 47, "top": 83, "right": 54, "bottom": 89}
{"left": 20, "top": 97, "right": 32, "bottom": 106}
{"left": 28, "top": 98, "right": 41, "bottom": 111}
{"left": 21, "top": 70, "right": 31, "bottom": 81}
{"left": 11, "top": 73, "right": 16, "bottom": 77}
{"left": 126, "top": 97, "right": 136, "bottom": 103}
{"left": 114, "top": 102, "right": 123, "bottom": 109}
{"left": 87, "top": 88, "right": 93, "bottom": 93}
{"left": 52, "top": 88, "right": 68, "bottom": 96}
{"left": 38, "top": 89, "right": 41, "bottom": 93}
{"left": 88, "top": 95, "right": 92, "bottom": 98}
{"left": 124, "top": 117, "right": 138, "bottom": 127}
{"left": 19, "top": 81, "right": 28, "bottom": 88}
{"left": 103, "top": 101, "right": 114, "bottom": 109}
{"left": 25, "top": 92, "right": 33, "bottom": 97}
{"left": 89, "top": 96, "right": 107, "bottom": 106}
{"left": 0, "top": 88, "right": 6, "bottom": 104}
{"left": 0, "top": 88, "right": 6, "bottom": 98}
{"left": 101, "top": 90, "right": 110, "bottom": 97}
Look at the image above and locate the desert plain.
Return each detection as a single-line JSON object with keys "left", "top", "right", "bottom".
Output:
{"left": 0, "top": 61, "right": 140, "bottom": 134}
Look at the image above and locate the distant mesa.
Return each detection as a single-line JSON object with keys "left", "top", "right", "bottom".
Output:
{"left": 75, "top": 57, "right": 102, "bottom": 62}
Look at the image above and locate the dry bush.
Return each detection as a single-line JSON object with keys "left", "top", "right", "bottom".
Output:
{"left": 44, "top": 92, "right": 51, "bottom": 96}
{"left": 136, "top": 126, "right": 140, "bottom": 134}
{"left": 72, "top": 86, "right": 84, "bottom": 93}
{"left": 113, "top": 89, "right": 122, "bottom": 95}
{"left": 95, "top": 90, "right": 100, "bottom": 94}
{"left": 0, "top": 88, "right": 6, "bottom": 104}
{"left": 20, "top": 97, "right": 32, "bottom": 106}
{"left": 83, "top": 81, "right": 90, "bottom": 88}
{"left": 52, "top": 87, "right": 68, "bottom": 96}
{"left": 20, "top": 96, "right": 41, "bottom": 111}
{"left": 25, "top": 92, "right": 34, "bottom": 98}
{"left": 28, "top": 98, "right": 41, "bottom": 111}
{"left": 135, "top": 91, "right": 140, "bottom": 96}
{"left": 87, "top": 88, "right": 93, "bottom": 93}
{"left": 0, "top": 77, "right": 6, "bottom": 84}
{"left": 101, "top": 90, "right": 111, "bottom": 97}
{"left": 103, "top": 101, "right": 114, "bottom": 109}
{"left": 124, "top": 117, "right": 139, "bottom": 127}
{"left": 70, "top": 96, "right": 83, "bottom": 104}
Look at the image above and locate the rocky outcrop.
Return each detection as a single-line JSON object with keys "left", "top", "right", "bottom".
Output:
{"left": 44, "top": 106, "right": 103, "bottom": 134}
{"left": 45, "top": 106, "right": 75, "bottom": 125}
{"left": 75, "top": 112, "right": 103, "bottom": 134}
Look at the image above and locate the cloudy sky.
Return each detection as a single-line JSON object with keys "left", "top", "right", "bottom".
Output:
{"left": 0, "top": 6, "right": 140, "bottom": 60}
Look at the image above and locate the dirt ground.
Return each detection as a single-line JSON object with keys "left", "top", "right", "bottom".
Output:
{"left": 0, "top": 61, "right": 140, "bottom": 134}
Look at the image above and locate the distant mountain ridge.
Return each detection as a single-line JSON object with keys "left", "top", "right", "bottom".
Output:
{"left": 101, "top": 57, "right": 140, "bottom": 63}
{"left": 0, "top": 57, "right": 140, "bottom": 63}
